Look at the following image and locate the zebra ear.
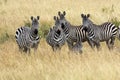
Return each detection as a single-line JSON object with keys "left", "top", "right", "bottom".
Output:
{"left": 54, "top": 16, "right": 57, "bottom": 21}
{"left": 58, "top": 11, "right": 61, "bottom": 16}
{"left": 37, "top": 16, "right": 40, "bottom": 20}
{"left": 63, "top": 11, "right": 66, "bottom": 16}
{"left": 57, "top": 17, "right": 59, "bottom": 21}
{"left": 81, "top": 14, "right": 84, "bottom": 18}
{"left": 56, "top": 17, "right": 60, "bottom": 23}
{"left": 87, "top": 14, "right": 90, "bottom": 18}
{"left": 31, "top": 16, "right": 33, "bottom": 20}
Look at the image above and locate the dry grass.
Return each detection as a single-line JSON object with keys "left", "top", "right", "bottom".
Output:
{"left": 0, "top": 0, "right": 120, "bottom": 80}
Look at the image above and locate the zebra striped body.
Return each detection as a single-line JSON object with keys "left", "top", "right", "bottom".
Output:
{"left": 15, "top": 16, "right": 40, "bottom": 53}
{"left": 46, "top": 26, "right": 66, "bottom": 51}
{"left": 57, "top": 11, "right": 94, "bottom": 53}
{"left": 81, "top": 14, "right": 118, "bottom": 50}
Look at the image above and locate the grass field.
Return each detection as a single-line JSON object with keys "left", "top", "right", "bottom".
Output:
{"left": 0, "top": 0, "right": 120, "bottom": 80}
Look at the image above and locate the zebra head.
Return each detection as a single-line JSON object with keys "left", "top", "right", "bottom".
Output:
{"left": 31, "top": 16, "right": 40, "bottom": 35}
{"left": 58, "top": 11, "right": 70, "bottom": 37}
{"left": 81, "top": 14, "right": 91, "bottom": 31}
{"left": 53, "top": 16, "right": 66, "bottom": 35}
{"left": 31, "top": 16, "right": 40, "bottom": 29}
{"left": 58, "top": 11, "right": 67, "bottom": 24}
{"left": 58, "top": 11, "right": 68, "bottom": 29}
{"left": 58, "top": 11, "right": 66, "bottom": 20}
{"left": 54, "top": 16, "right": 61, "bottom": 27}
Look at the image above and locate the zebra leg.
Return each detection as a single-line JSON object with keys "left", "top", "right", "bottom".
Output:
{"left": 57, "top": 46, "right": 61, "bottom": 51}
{"left": 52, "top": 46, "right": 57, "bottom": 52}
{"left": 77, "top": 42, "right": 83, "bottom": 54}
{"left": 23, "top": 47, "right": 31, "bottom": 54}
{"left": 106, "top": 40, "right": 111, "bottom": 50}
{"left": 110, "top": 37, "right": 115, "bottom": 50}
{"left": 106, "top": 37, "right": 115, "bottom": 50}
{"left": 87, "top": 39, "right": 95, "bottom": 50}
{"left": 34, "top": 44, "right": 39, "bottom": 54}
{"left": 23, "top": 47, "right": 28, "bottom": 53}
{"left": 96, "top": 43, "right": 100, "bottom": 51}
{"left": 18, "top": 46, "right": 23, "bottom": 53}
{"left": 94, "top": 41, "right": 100, "bottom": 51}
{"left": 73, "top": 42, "right": 83, "bottom": 54}
{"left": 34, "top": 48, "right": 37, "bottom": 54}
{"left": 56, "top": 45, "right": 61, "bottom": 54}
{"left": 28, "top": 48, "right": 31, "bottom": 54}
{"left": 52, "top": 46, "right": 55, "bottom": 51}
{"left": 67, "top": 41, "right": 73, "bottom": 51}
{"left": 91, "top": 38, "right": 101, "bottom": 51}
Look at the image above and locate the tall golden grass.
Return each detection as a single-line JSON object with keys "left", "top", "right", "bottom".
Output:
{"left": 0, "top": 0, "right": 120, "bottom": 80}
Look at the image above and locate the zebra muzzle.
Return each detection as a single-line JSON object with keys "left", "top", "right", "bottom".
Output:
{"left": 61, "top": 23, "right": 65, "bottom": 29}
{"left": 83, "top": 27, "right": 88, "bottom": 31}
{"left": 56, "top": 29, "right": 61, "bottom": 35}
{"left": 34, "top": 29, "right": 38, "bottom": 35}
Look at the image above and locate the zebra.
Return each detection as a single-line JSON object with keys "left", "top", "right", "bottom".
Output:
{"left": 57, "top": 11, "right": 95, "bottom": 53}
{"left": 81, "top": 14, "right": 118, "bottom": 51}
{"left": 15, "top": 16, "right": 40, "bottom": 53}
{"left": 46, "top": 16, "right": 66, "bottom": 51}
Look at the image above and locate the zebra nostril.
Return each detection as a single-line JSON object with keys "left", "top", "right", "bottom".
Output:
{"left": 83, "top": 27, "right": 88, "bottom": 31}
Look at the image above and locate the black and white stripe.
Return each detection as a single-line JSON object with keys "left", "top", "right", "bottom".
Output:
{"left": 15, "top": 16, "right": 40, "bottom": 53}
{"left": 81, "top": 14, "right": 118, "bottom": 50}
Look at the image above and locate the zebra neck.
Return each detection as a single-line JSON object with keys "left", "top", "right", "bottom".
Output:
{"left": 89, "top": 23, "right": 95, "bottom": 29}
{"left": 62, "top": 22, "right": 70, "bottom": 37}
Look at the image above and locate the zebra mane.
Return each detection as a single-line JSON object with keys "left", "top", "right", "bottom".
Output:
{"left": 87, "top": 18, "right": 99, "bottom": 28}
